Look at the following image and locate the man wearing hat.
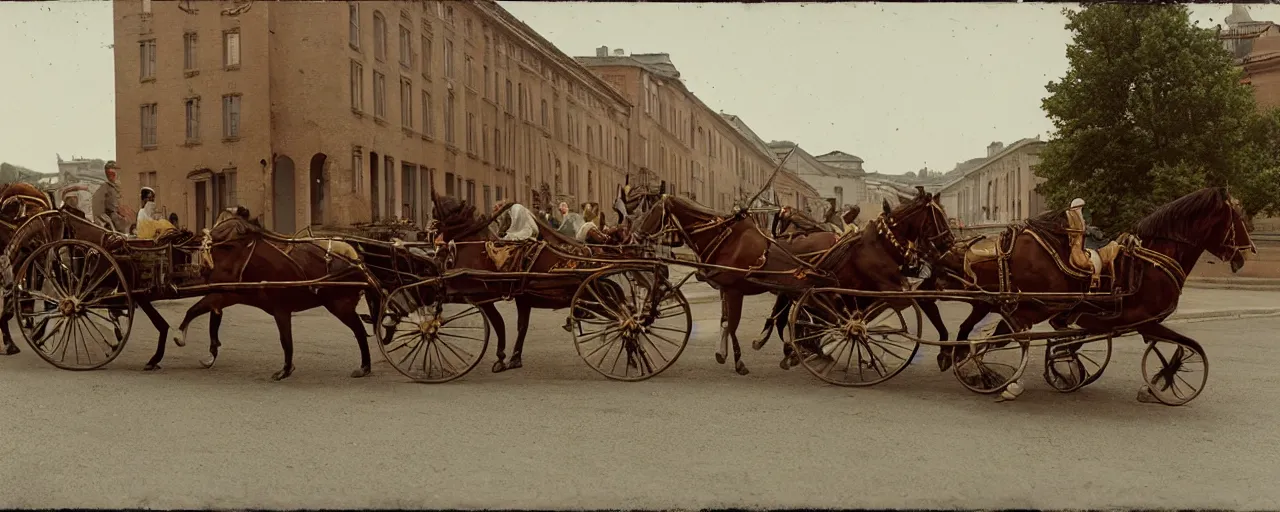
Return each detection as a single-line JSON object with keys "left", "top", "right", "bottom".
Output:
{"left": 91, "top": 161, "right": 129, "bottom": 232}
{"left": 58, "top": 184, "right": 90, "bottom": 220}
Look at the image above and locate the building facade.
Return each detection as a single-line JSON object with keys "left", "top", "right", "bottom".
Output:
{"left": 936, "top": 138, "right": 1048, "bottom": 227}
{"left": 718, "top": 113, "right": 821, "bottom": 212}
{"left": 576, "top": 49, "right": 774, "bottom": 211}
{"left": 113, "top": 0, "right": 632, "bottom": 233}
{"left": 766, "top": 141, "right": 867, "bottom": 215}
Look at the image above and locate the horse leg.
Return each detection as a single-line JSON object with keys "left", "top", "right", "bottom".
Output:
{"left": 1133, "top": 322, "right": 1206, "bottom": 404}
{"left": 173, "top": 294, "right": 225, "bottom": 368}
{"left": 271, "top": 310, "right": 295, "bottom": 381}
{"left": 324, "top": 296, "right": 372, "bottom": 378}
{"left": 485, "top": 302, "right": 514, "bottom": 373}
{"left": 715, "top": 291, "right": 729, "bottom": 365}
{"left": 939, "top": 303, "right": 989, "bottom": 372}
{"left": 918, "top": 299, "right": 949, "bottom": 341}
{"left": 722, "top": 290, "right": 749, "bottom": 376}
{"left": 778, "top": 299, "right": 801, "bottom": 370}
{"left": 135, "top": 301, "right": 170, "bottom": 371}
{"left": 750, "top": 295, "right": 787, "bottom": 351}
{"left": 0, "top": 306, "right": 19, "bottom": 355}
{"left": 205, "top": 308, "right": 224, "bottom": 369}
{"left": 507, "top": 299, "right": 532, "bottom": 371}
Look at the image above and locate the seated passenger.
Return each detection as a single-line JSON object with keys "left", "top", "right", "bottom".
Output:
{"left": 492, "top": 201, "right": 538, "bottom": 242}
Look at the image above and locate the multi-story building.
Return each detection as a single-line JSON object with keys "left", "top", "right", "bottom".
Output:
{"left": 112, "top": 0, "right": 632, "bottom": 233}
{"left": 718, "top": 113, "right": 821, "bottom": 212}
{"left": 576, "top": 48, "right": 773, "bottom": 211}
{"left": 935, "top": 138, "right": 1048, "bottom": 227}
{"left": 766, "top": 141, "right": 867, "bottom": 215}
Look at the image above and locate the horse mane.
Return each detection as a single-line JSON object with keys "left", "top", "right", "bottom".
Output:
{"left": 432, "top": 195, "right": 489, "bottom": 238}
{"left": 667, "top": 194, "right": 724, "bottom": 219}
{"left": 1132, "top": 187, "right": 1229, "bottom": 240}
{"left": 1023, "top": 207, "right": 1070, "bottom": 237}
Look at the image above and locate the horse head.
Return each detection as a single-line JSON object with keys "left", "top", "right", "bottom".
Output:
{"left": 1134, "top": 186, "right": 1256, "bottom": 273}
{"left": 876, "top": 190, "right": 954, "bottom": 263}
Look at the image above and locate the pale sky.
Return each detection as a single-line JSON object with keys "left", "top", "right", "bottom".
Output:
{"left": 0, "top": 1, "right": 1268, "bottom": 176}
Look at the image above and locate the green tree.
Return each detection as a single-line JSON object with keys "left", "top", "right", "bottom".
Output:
{"left": 1036, "top": 3, "right": 1278, "bottom": 233}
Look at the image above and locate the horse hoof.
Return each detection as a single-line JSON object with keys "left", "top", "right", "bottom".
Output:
{"left": 735, "top": 362, "right": 750, "bottom": 376}
{"left": 1, "top": 344, "right": 19, "bottom": 356}
{"left": 172, "top": 331, "right": 187, "bottom": 347}
{"left": 143, "top": 363, "right": 160, "bottom": 371}
{"left": 715, "top": 352, "right": 726, "bottom": 365}
{"left": 1136, "top": 385, "right": 1158, "bottom": 404}
{"left": 751, "top": 338, "right": 766, "bottom": 350}
{"left": 492, "top": 360, "right": 508, "bottom": 373}
{"left": 271, "top": 369, "right": 292, "bottom": 381}
{"left": 779, "top": 358, "right": 791, "bottom": 370}
{"left": 350, "top": 367, "right": 371, "bottom": 378}
{"left": 199, "top": 356, "right": 216, "bottom": 369}
{"left": 936, "top": 353, "right": 953, "bottom": 372}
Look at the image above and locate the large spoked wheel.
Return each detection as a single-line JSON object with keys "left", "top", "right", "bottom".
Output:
{"left": 1043, "top": 334, "right": 1113, "bottom": 393}
{"left": 568, "top": 266, "right": 691, "bottom": 381}
{"left": 15, "top": 239, "right": 134, "bottom": 370}
{"left": 952, "top": 313, "right": 1030, "bottom": 395}
{"left": 374, "top": 282, "right": 490, "bottom": 383}
{"left": 786, "top": 289, "right": 922, "bottom": 387}
{"left": 1138, "top": 337, "right": 1208, "bottom": 406}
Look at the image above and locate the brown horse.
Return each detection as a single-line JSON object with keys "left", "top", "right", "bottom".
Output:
{"left": 162, "top": 209, "right": 377, "bottom": 380}
{"left": 0, "top": 182, "right": 55, "bottom": 355}
{"left": 631, "top": 188, "right": 953, "bottom": 375}
{"left": 931, "top": 187, "right": 1254, "bottom": 399}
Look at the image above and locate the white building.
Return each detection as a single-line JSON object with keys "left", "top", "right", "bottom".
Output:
{"left": 767, "top": 141, "right": 867, "bottom": 214}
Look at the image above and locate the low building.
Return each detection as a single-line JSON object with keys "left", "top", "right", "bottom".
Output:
{"left": 935, "top": 138, "right": 1048, "bottom": 227}
{"left": 55, "top": 155, "right": 111, "bottom": 218}
{"left": 766, "top": 141, "right": 866, "bottom": 214}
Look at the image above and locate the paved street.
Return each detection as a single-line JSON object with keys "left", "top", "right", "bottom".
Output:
{"left": 1, "top": 294, "right": 1279, "bottom": 510}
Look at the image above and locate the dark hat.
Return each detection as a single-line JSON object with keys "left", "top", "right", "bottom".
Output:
{"left": 104, "top": 160, "right": 120, "bottom": 170}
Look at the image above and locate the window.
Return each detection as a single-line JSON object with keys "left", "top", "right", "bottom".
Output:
{"left": 349, "top": 60, "right": 363, "bottom": 110}
{"left": 421, "top": 36, "right": 432, "bottom": 79}
{"left": 517, "top": 83, "right": 524, "bottom": 120}
{"left": 444, "top": 40, "right": 454, "bottom": 79}
{"left": 212, "top": 170, "right": 237, "bottom": 213}
{"left": 494, "top": 127, "right": 501, "bottom": 166}
{"left": 183, "top": 33, "right": 197, "bottom": 71}
{"left": 422, "top": 91, "right": 434, "bottom": 137}
{"left": 540, "top": 100, "right": 548, "bottom": 128}
{"left": 142, "top": 0, "right": 151, "bottom": 14}
{"left": 352, "top": 149, "right": 363, "bottom": 193}
{"left": 399, "top": 25, "right": 412, "bottom": 68}
{"left": 222, "top": 31, "right": 240, "bottom": 69}
{"left": 399, "top": 77, "right": 413, "bottom": 129}
{"left": 465, "top": 56, "right": 473, "bottom": 88}
{"left": 466, "top": 112, "right": 476, "bottom": 153}
{"left": 139, "top": 40, "right": 156, "bottom": 80}
{"left": 139, "top": 171, "right": 158, "bottom": 189}
{"left": 483, "top": 185, "right": 491, "bottom": 212}
{"left": 184, "top": 98, "right": 200, "bottom": 142}
{"left": 140, "top": 103, "right": 157, "bottom": 148}
{"left": 505, "top": 80, "right": 512, "bottom": 111}
{"left": 348, "top": 3, "right": 359, "bottom": 49}
{"left": 444, "top": 92, "right": 455, "bottom": 144}
{"left": 445, "top": 4, "right": 455, "bottom": 24}
{"left": 483, "top": 65, "right": 490, "bottom": 99}
{"left": 444, "top": 172, "right": 455, "bottom": 197}
{"left": 482, "top": 123, "right": 489, "bottom": 160}
{"left": 373, "top": 12, "right": 386, "bottom": 61}
{"left": 373, "top": 71, "right": 386, "bottom": 119}
{"left": 221, "top": 94, "right": 241, "bottom": 139}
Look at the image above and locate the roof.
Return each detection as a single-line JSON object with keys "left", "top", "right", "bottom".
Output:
{"left": 936, "top": 137, "right": 1045, "bottom": 192}
{"left": 815, "top": 150, "right": 864, "bottom": 164}
{"left": 719, "top": 113, "right": 778, "bottom": 161}
{"left": 766, "top": 141, "right": 864, "bottom": 179}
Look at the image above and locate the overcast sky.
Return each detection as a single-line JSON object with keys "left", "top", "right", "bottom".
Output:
{"left": 0, "top": 1, "right": 1269, "bottom": 176}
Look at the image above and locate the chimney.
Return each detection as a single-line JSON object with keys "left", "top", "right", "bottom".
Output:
{"left": 986, "top": 141, "right": 1005, "bottom": 157}
{"left": 613, "top": 48, "right": 625, "bottom": 56}
{"left": 596, "top": 46, "right": 609, "bottom": 57}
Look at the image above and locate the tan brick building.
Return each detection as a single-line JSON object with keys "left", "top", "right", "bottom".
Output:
{"left": 576, "top": 49, "right": 777, "bottom": 211}
{"left": 113, "top": 0, "right": 632, "bottom": 233}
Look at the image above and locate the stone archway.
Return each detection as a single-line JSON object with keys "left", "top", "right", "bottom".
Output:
{"left": 309, "top": 153, "right": 327, "bottom": 226}
{"left": 273, "top": 154, "right": 296, "bottom": 233}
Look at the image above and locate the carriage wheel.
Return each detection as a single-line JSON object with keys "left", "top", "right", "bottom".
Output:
{"left": 14, "top": 239, "right": 134, "bottom": 371}
{"left": 951, "top": 313, "right": 1030, "bottom": 395}
{"left": 786, "top": 290, "right": 921, "bottom": 387}
{"left": 1138, "top": 337, "right": 1208, "bottom": 406}
{"left": 374, "top": 283, "right": 490, "bottom": 383}
{"left": 569, "top": 267, "right": 691, "bottom": 381}
{"left": 1042, "top": 335, "right": 1113, "bottom": 393}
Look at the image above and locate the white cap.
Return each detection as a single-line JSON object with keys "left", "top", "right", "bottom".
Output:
{"left": 1069, "top": 198, "right": 1085, "bottom": 209}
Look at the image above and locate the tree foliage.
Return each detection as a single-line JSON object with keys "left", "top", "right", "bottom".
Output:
{"left": 1036, "top": 4, "right": 1280, "bottom": 233}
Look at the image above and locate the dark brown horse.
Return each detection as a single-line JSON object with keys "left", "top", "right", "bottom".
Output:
{"left": 630, "top": 188, "right": 953, "bottom": 375}
{"left": 0, "top": 182, "right": 56, "bottom": 355}
{"left": 930, "top": 187, "right": 1254, "bottom": 398}
{"left": 163, "top": 209, "right": 376, "bottom": 380}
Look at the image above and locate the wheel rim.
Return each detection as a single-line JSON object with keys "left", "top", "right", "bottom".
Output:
{"left": 952, "top": 315, "right": 1029, "bottom": 394}
{"left": 788, "top": 292, "right": 921, "bottom": 387}
{"left": 374, "top": 283, "right": 489, "bottom": 383}
{"left": 1140, "top": 338, "right": 1208, "bottom": 406}
{"left": 1043, "top": 335, "right": 1113, "bottom": 393}
{"left": 16, "top": 240, "right": 133, "bottom": 370}
{"left": 570, "top": 268, "right": 691, "bottom": 381}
